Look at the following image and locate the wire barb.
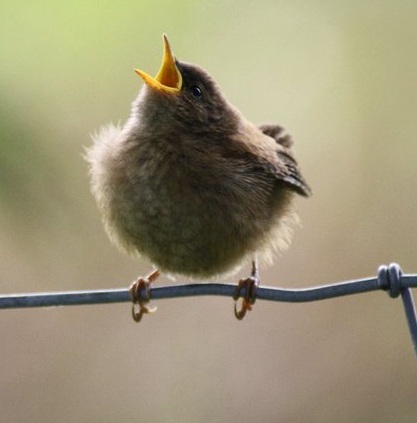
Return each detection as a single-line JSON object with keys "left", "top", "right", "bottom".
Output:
{"left": 378, "top": 263, "right": 417, "bottom": 357}
{"left": 378, "top": 262, "right": 403, "bottom": 298}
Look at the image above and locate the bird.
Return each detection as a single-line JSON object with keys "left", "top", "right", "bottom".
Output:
{"left": 86, "top": 35, "right": 311, "bottom": 322}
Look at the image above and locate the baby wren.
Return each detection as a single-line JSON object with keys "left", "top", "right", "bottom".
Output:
{"left": 87, "top": 35, "right": 311, "bottom": 321}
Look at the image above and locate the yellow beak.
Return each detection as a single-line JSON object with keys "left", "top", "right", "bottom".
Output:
{"left": 135, "top": 35, "right": 182, "bottom": 94}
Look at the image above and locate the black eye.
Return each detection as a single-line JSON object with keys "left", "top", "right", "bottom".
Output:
{"left": 190, "top": 85, "right": 202, "bottom": 97}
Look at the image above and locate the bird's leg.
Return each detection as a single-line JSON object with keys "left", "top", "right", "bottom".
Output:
{"left": 129, "top": 269, "right": 161, "bottom": 323}
{"left": 233, "top": 259, "right": 260, "bottom": 320}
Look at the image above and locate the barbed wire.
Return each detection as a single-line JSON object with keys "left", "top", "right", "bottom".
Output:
{"left": 1, "top": 263, "right": 416, "bottom": 362}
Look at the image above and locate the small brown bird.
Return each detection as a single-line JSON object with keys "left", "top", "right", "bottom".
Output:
{"left": 87, "top": 35, "right": 311, "bottom": 321}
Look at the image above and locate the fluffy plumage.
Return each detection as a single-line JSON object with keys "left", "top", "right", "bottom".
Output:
{"left": 87, "top": 48, "right": 310, "bottom": 280}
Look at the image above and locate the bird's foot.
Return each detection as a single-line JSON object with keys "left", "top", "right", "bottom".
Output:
{"left": 129, "top": 269, "right": 160, "bottom": 323}
{"left": 233, "top": 260, "right": 259, "bottom": 320}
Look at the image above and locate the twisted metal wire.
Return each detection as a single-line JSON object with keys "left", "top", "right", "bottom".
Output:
{"left": 1, "top": 263, "right": 416, "bottom": 360}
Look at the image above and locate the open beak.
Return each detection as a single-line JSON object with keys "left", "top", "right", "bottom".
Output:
{"left": 135, "top": 35, "right": 182, "bottom": 94}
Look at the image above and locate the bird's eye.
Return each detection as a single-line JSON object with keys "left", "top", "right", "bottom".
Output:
{"left": 190, "top": 85, "right": 203, "bottom": 98}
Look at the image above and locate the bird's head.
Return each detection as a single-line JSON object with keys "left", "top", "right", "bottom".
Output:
{"left": 134, "top": 35, "right": 239, "bottom": 136}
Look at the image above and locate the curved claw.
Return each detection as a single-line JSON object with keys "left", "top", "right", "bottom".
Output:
{"left": 129, "top": 270, "right": 160, "bottom": 323}
{"left": 233, "top": 276, "right": 258, "bottom": 320}
{"left": 234, "top": 299, "right": 253, "bottom": 320}
{"left": 131, "top": 302, "right": 157, "bottom": 323}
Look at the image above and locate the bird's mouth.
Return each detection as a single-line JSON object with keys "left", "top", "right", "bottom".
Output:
{"left": 135, "top": 35, "right": 182, "bottom": 94}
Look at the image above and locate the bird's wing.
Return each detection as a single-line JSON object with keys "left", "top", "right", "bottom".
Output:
{"left": 258, "top": 124, "right": 293, "bottom": 148}
{"left": 257, "top": 125, "right": 311, "bottom": 197}
{"left": 274, "top": 149, "right": 312, "bottom": 197}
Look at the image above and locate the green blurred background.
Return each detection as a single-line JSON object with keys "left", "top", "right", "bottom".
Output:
{"left": 1, "top": 1, "right": 417, "bottom": 422}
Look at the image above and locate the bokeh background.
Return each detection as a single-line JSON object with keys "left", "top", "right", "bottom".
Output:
{"left": 1, "top": 1, "right": 417, "bottom": 422}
